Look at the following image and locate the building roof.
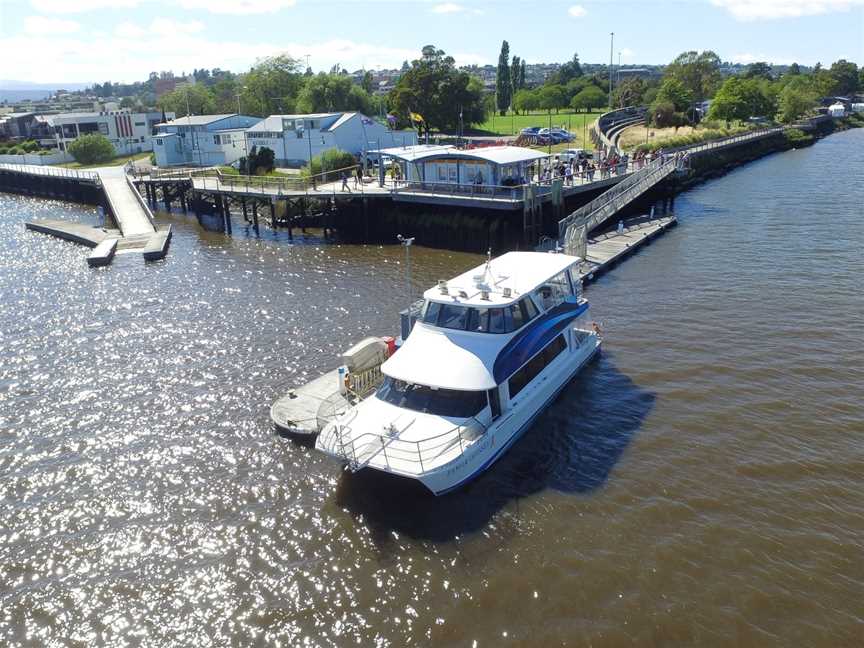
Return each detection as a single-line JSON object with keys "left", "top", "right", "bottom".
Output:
{"left": 245, "top": 112, "right": 346, "bottom": 132}
{"left": 375, "top": 144, "right": 547, "bottom": 166}
{"left": 424, "top": 251, "right": 580, "bottom": 307}
{"left": 161, "top": 113, "right": 236, "bottom": 126}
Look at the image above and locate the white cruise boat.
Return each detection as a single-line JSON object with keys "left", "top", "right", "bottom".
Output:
{"left": 315, "top": 251, "right": 601, "bottom": 495}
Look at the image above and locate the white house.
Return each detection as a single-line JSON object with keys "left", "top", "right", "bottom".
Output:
{"left": 153, "top": 113, "right": 262, "bottom": 167}
{"left": 244, "top": 112, "right": 418, "bottom": 167}
{"left": 49, "top": 109, "right": 174, "bottom": 155}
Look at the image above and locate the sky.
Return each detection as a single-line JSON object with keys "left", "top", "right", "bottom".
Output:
{"left": 0, "top": 0, "right": 862, "bottom": 84}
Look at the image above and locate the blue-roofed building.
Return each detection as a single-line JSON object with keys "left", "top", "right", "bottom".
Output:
{"left": 152, "top": 113, "right": 261, "bottom": 167}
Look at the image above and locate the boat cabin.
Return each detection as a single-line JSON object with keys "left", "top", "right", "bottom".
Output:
{"left": 383, "top": 252, "right": 591, "bottom": 425}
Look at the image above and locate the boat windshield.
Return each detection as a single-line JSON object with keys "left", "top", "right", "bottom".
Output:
{"left": 376, "top": 377, "right": 486, "bottom": 418}
{"left": 420, "top": 298, "right": 538, "bottom": 333}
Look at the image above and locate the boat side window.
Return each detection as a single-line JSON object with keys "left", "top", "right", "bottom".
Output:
{"left": 468, "top": 308, "right": 488, "bottom": 332}
{"left": 520, "top": 297, "right": 539, "bottom": 322}
{"left": 488, "top": 387, "right": 501, "bottom": 420}
{"left": 421, "top": 300, "right": 442, "bottom": 325}
{"left": 438, "top": 304, "right": 470, "bottom": 330}
{"left": 488, "top": 308, "right": 506, "bottom": 333}
{"left": 535, "top": 272, "right": 571, "bottom": 311}
{"left": 508, "top": 303, "right": 525, "bottom": 330}
{"left": 508, "top": 333, "right": 568, "bottom": 399}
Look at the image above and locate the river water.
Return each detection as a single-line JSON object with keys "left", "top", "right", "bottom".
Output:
{"left": 1, "top": 130, "right": 862, "bottom": 647}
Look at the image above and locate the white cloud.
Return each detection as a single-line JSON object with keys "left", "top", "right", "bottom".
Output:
{"left": 711, "top": 0, "right": 864, "bottom": 21}
{"left": 0, "top": 32, "right": 486, "bottom": 83}
{"left": 115, "top": 18, "right": 204, "bottom": 39}
{"left": 23, "top": 15, "right": 81, "bottom": 34}
{"left": 30, "top": 0, "right": 141, "bottom": 12}
{"left": 178, "top": 0, "right": 296, "bottom": 14}
{"left": 568, "top": 5, "right": 587, "bottom": 17}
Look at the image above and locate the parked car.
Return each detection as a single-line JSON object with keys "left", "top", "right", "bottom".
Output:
{"left": 538, "top": 128, "right": 574, "bottom": 142}
{"left": 556, "top": 148, "right": 593, "bottom": 162}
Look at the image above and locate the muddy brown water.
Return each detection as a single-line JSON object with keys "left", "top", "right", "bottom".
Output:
{"left": 1, "top": 130, "right": 862, "bottom": 646}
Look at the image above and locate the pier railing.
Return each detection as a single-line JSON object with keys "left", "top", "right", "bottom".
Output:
{"left": 0, "top": 163, "right": 101, "bottom": 184}
{"left": 329, "top": 415, "right": 488, "bottom": 473}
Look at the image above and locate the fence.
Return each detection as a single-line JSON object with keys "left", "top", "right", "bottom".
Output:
{"left": 0, "top": 162, "right": 100, "bottom": 183}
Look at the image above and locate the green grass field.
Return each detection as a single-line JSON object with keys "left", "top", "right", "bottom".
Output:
{"left": 470, "top": 110, "right": 603, "bottom": 137}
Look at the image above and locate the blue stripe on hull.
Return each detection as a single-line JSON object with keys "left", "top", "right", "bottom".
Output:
{"left": 432, "top": 344, "right": 601, "bottom": 496}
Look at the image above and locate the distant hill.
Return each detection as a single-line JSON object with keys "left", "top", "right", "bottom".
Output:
{"left": 0, "top": 80, "right": 91, "bottom": 103}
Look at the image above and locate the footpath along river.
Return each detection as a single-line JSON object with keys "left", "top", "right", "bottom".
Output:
{"left": 0, "top": 130, "right": 862, "bottom": 646}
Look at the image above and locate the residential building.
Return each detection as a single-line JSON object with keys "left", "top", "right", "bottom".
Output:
{"left": 244, "top": 112, "right": 418, "bottom": 168}
{"left": 49, "top": 109, "right": 174, "bottom": 155}
{"left": 153, "top": 113, "right": 261, "bottom": 167}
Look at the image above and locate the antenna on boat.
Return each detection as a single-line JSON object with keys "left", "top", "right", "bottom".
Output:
{"left": 397, "top": 234, "right": 415, "bottom": 314}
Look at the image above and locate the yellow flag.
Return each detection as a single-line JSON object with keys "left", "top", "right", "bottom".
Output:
{"left": 409, "top": 112, "right": 425, "bottom": 123}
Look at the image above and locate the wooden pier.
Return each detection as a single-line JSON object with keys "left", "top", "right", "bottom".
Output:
{"left": 1, "top": 163, "right": 173, "bottom": 265}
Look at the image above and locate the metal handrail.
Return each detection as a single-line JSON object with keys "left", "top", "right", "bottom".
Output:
{"left": 124, "top": 170, "right": 157, "bottom": 228}
{"left": 0, "top": 162, "right": 101, "bottom": 184}
{"left": 329, "top": 413, "right": 488, "bottom": 473}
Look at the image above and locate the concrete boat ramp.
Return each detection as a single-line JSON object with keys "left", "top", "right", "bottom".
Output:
{"left": 10, "top": 164, "right": 172, "bottom": 266}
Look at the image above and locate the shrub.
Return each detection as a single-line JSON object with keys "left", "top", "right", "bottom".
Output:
{"left": 68, "top": 134, "right": 115, "bottom": 165}
{"left": 302, "top": 148, "right": 356, "bottom": 182}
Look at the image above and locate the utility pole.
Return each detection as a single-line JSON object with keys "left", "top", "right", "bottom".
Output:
{"left": 609, "top": 32, "right": 614, "bottom": 110}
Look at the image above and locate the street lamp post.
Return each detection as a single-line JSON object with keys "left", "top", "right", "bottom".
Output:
{"left": 608, "top": 32, "right": 615, "bottom": 110}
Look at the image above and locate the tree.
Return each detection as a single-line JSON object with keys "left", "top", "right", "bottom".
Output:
{"left": 296, "top": 73, "right": 372, "bottom": 113}
{"left": 496, "top": 40, "right": 511, "bottom": 115}
{"left": 744, "top": 62, "right": 773, "bottom": 79}
{"left": 778, "top": 77, "right": 817, "bottom": 123}
{"left": 68, "top": 133, "right": 114, "bottom": 164}
{"left": 664, "top": 50, "right": 721, "bottom": 102}
{"left": 511, "top": 55, "right": 522, "bottom": 96}
{"left": 241, "top": 54, "right": 304, "bottom": 117}
{"left": 157, "top": 83, "right": 215, "bottom": 117}
{"left": 613, "top": 76, "right": 646, "bottom": 108}
{"left": 513, "top": 88, "right": 539, "bottom": 113}
{"left": 538, "top": 84, "right": 568, "bottom": 113}
{"left": 548, "top": 53, "right": 583, "bottom": 85}
{"left": 571, "top": 86, "right": 607, "bottom": 112}
{"left": 829, "top": 59, "right": 859, "bottom": 96}
{"left": 655, "top": 77, "right": 693, "bottom": 112}
{"left": 708, "top": 77, "right": 775, "bottom": 123}
{"left": 388, "top": 45, "right": 486, "bottom": 134}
